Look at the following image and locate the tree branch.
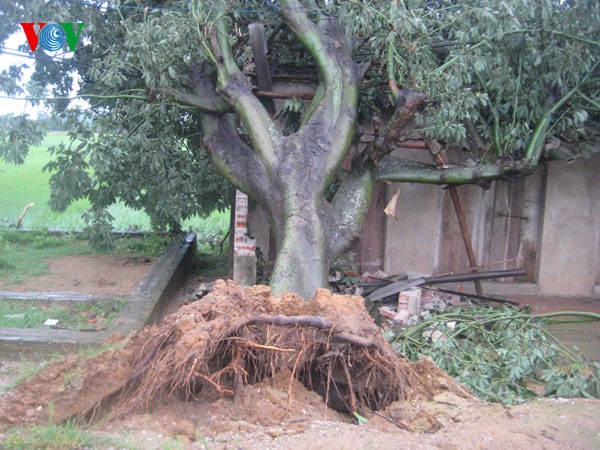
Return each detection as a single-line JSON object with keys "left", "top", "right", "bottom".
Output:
{"left": 280, "top": 0, "right": 339, "bottom": 86}
{"left": 376, "top": 156, "right": 535, "bottom": 186}
{"left": 208, "top": 20, "right": 279, "bottom": 171}
{"left": 152, "top": 87, "right": 231, "bottom": 114}
{"left": 202, "top": 113, "right": 271, "bottom": 200}
{"left": 327, "top": 170, "right": 375, "bottom": 257}
{"left": 356, "top": 90, "right": 427, "bottom": 170}
{"left": 190, "top": 70, "right": 270, "bottom": 197}
{"left": 526, "top": 65, "right": 599, "bottom": 163}
{"left": 281, "top": 0, "right": 365, "bottom": 183}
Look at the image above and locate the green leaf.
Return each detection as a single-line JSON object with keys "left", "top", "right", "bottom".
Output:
{"left": 353, "top": 412, "right": 368, "bottom": 426}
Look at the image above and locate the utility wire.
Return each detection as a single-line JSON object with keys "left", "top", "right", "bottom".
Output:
{"left": 58, "top": 0, "right": 279, "bottom": 14}
{"left": 1, "top": 49, "right": 93, "bottom": 69}
{"left": 62, "top": 0, "right": 281, "bottom": 14}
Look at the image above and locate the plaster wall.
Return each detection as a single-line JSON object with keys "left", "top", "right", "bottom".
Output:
{"left": 538, "top": 155, "right": 600, "bottom": 296}
{"left": 382, "top": 153, "right": 600, "bottom": 297}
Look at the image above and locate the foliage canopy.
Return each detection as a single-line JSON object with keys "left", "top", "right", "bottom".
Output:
{"left": 0, "top": 0, "right": 598, "bottom": 294}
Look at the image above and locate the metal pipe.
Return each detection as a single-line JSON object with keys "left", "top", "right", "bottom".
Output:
{"left": 424, "top": 268, "right": 527, "bottom": 285}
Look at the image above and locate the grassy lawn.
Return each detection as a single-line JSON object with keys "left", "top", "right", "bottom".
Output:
{"left": 0, "top": 132, "right": 230, "bottom": 247}
{"left": 0, "top": 298, "right": 127, "bottom": 330}
{"left": 1, "top": 422, "right": 188, "bottom": 450}
{"left": 0, "top": 132, "right": 89, "bottom": 230}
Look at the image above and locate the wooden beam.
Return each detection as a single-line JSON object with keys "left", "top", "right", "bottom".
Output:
{"left": 249, "top": 23, "right": 275, "bottom": 114}
{"left": 254, "top": 89, "right": 314, "bottom": 100}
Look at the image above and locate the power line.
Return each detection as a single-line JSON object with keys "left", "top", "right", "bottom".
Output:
{"left": 3, "top": 48, "right": 76, "bottom": 61}
{"left": 1, "top": 48, "right": 93, "bottom": 69}
{"left": 59, "top": 0, "right": 186, "bottom": 13}
{"left": 58, "top": 0, "right": 280, "bottom": 14}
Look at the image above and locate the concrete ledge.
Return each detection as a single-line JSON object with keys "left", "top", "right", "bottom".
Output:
{"left": 0, "top": 233, "right": 196, "bottom": 352}
{"left": 109, "top": 233, "right": 196, "bottom": 336}
{"left": 0, "top": 291, "right": 128, "bottom": 303}
{"left": 442, "top": 281, "right": 540, "bottom": 297}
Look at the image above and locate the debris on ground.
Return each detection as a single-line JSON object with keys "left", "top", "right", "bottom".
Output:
{"left": 194, "top": 281, "right": 214, "bottom": 299}
{"left": 377, "top": 287, "right": 461, "bottom": 326}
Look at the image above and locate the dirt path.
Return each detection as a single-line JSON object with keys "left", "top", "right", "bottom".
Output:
{"left": 93, "top": 392, "right": 600, "bottom": 449}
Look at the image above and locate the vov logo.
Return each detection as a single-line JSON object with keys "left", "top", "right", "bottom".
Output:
{"left": 20, "top": 22, "right": 85, "bottom": 52}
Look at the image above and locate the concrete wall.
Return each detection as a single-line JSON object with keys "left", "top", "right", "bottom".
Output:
{"left": 537, "top": 155, "right": 600, "bottom": 296}
{"left": 383, "top": 148, "right": 442, "bottom": 276}
{"left": 382, "top": 152, "right": 600, "bottom": 298}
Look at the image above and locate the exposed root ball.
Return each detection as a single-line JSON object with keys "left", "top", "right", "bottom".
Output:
{"left": 115, "top": 280, "right": 467, "bottom": 416}
{"left": 0, "top": 280, "right": 471, "bottom": 429}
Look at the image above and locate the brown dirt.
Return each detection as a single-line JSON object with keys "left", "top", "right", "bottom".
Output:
{"left": 1, "top": 254, "right": 154, "bottom": 295}
{"left": 1, "top": 278, "right": 599, "bottom": 449}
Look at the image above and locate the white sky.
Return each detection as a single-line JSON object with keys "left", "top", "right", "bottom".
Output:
{"left": 1, "top": 31, "right": 86, "bottom": 118}
{"left": 0, "top": 33, "right": 47, "bottom": 117}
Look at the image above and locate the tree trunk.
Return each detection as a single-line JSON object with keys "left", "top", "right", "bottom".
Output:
{"left": 198, "top": 1, "right": 375, "bottom": 300}
{"left": 269, "top": 196, "right": 330, "bottom": 299}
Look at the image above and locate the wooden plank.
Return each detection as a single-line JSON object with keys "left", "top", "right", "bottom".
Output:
{"left": 597, "top": 239, "right": 600, "bottom": 285}
{"left": 448, "top": 186, "right": 483, "bottom": 295}
{"left": 359, "top": 183, "right": 386, "bottom": 273}
{"left": 248, "top": 22, "right": 275, "bottom": 257}
{"left": 508, "top": 179, "right": 525, "bottom": 280}
{"left": 254, "top": 90, "right": 314, "bottom": 100}
{"left": 249, "top": 23, "right": 275, "bottom": 114}
{"left": 488, "top": 181, "right": 511, "bottom": 280}
{"left": 517, "top": 166, "right": 545, "bottom": 282}
{"left": 437, "top": 188, "right": 471, "bottom": 274}
{"left": 485, "top": 171, "right": 544, "bottom": 283}
{"left": 478, "top": 183, "right": 497, "bottom": 268}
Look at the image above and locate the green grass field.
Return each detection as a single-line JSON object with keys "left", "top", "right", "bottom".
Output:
{"left": 0, "top": 297, "right": 127, "bottom": 330}
{"left": 0, "top": 132, "right": 229, "bottom": 246}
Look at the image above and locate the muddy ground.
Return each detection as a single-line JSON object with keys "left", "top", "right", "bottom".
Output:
{"left": 0, "top": 257, "right": 599, "bottom": 449}
{"left": 1, "top": 353, "right": 599, "bottom": 449}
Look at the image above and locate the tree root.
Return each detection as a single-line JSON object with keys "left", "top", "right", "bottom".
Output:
{"left": 110, "top": 280, "right": 471, "bottom": 418}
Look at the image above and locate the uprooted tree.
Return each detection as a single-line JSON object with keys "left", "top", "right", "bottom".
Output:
{"left": 1, "top": 0, "right": 599, "bottom": 298}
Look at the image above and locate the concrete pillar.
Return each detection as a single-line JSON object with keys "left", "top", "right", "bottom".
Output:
{"left": 383, "top": 181, "right": 440, "bottom": 276}
{"left": 233, "top": 191, "right": 257, "bottom": 287}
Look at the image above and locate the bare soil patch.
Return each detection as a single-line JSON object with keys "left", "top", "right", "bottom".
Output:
{"left": 1, "top": 254, "right": 154, "bottom": 295}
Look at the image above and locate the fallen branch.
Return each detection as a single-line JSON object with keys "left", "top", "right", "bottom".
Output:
{"left": 16, "top": 202, "right": 34, "bottom": 228}
{"left": 534, "top": 311, "right": 600, "bottom": 321}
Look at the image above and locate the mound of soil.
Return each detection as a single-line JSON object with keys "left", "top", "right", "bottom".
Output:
{"left": 0, "top": 280, "right": 470, "bottom": 432}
